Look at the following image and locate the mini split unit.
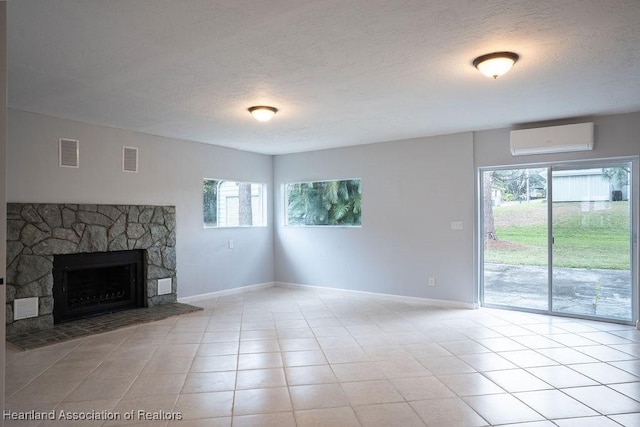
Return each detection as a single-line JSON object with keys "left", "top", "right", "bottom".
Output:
{"left": 510, "top": 122, "right": 594, "bottom": 156}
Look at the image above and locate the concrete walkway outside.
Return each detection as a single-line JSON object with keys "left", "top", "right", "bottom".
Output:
{"left": 484, "top": 263, "right": 633, "bottom": 321}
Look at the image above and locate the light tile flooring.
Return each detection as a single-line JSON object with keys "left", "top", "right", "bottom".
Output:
{"left": 5, "top": 285, "right": 640, "bottom": 426}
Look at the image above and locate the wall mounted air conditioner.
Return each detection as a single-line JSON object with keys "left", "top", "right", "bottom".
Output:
{"left": 510, "top": 122, "right": 594, "bottom": 156}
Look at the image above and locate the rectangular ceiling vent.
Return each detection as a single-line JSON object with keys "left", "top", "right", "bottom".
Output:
{"left": 59, "top": 138, "right": 79, "bottom": 168}
{"left": 510, "top": 122, "right": 594, "bottom": 156}
{"left": 123, "top": 146, "right": 138, "bottom": 173}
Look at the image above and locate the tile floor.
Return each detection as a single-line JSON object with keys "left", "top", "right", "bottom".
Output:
{"left": 7, "top": 303, "right": 202, "bottom": 350}
{"left": 5, "top": 285, "right": 640, "bottom": 426}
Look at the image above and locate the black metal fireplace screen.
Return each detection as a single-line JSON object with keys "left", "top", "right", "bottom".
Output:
{"left": 53, "top": 250, "right": 147, "bottom": 323}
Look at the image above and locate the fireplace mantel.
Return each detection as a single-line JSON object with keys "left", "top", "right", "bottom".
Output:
{"left": 6, "top": 203, "right": 177, "bottom": 336}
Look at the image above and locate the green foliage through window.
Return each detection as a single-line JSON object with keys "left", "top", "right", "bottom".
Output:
{"left": 286, "top": 179, "right": 362, "bottom": 226}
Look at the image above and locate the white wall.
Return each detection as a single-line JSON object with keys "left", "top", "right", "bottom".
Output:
{"left": 7, "top": 109, "right": 274, "bottom": 298}
{"left": 274, "top": 133, "right": 476, "bottom": 304}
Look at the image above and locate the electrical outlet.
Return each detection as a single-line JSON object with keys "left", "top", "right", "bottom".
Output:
{"left": 228, "top": 240, "right": 234, "bottom": 249}
{"left": 450, "top": 221, "right": 463, "bottom": 230}
{"left": 428, "top": 277, "right": 436, "bottom": 287}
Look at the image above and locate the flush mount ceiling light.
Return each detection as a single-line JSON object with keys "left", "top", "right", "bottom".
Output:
{"left": 248, "top": 106, "right": 278, "bottom": 122}
{"left": 473, "top": 52, "right": 519, "bottom": 79}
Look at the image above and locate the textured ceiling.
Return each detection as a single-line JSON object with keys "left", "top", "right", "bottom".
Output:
{"left": 8, "top": 0, "right": 640, "bottom": 155}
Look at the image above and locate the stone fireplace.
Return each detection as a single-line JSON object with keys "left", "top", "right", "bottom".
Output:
{"left": 6, "top": 203, "right": 177, "bottom": 336}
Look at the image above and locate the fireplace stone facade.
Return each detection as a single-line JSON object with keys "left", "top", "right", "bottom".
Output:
{"left": 6, "top": 203, "right": 177, "bottom": 336}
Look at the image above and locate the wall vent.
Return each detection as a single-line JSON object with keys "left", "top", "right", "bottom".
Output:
{"left": 510, "top": 122, "right": 594, "bottom": 156}
{"left": 123, "top": 146, "right": 138, "bottom": 173}
{"left": 59, "top": 138, "right": 79, "bottom": 168}
{"left": 157, "top": 278, "right": 172, "bottom": 296}
{"left": 14, "top": 297, "right": 39, "bottom": 320}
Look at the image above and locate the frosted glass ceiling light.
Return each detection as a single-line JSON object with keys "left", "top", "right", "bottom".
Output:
{"left": 473, "top": 52, "right": 519, "bottom": 79}
{"left": 248, "top": 106, "right": 278, "bottom": 122}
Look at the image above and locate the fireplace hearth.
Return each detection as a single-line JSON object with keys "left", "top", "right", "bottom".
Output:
{"left": 53, "top": 250, "right": 147, "bottom": 323}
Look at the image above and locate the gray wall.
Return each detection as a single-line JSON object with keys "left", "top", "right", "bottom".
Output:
{"left": 7, "top": 109, "right": 274, "bottom": 298}
{"left": 274, "top": 133, "right": 476, "bottom": 304}
{"left": 474, "top": 112, "right": 640, "bottom": 167}
{"left": 6, "top": 108, "right": 639, "bottom": 308}
{"left": 1, "top": 1, "right": 7, "bottom": 414}
{"left": 474, "top": 112, "right": 640, "bottom": 314}
{"left": 273, "top": 112, "right": 639, "bottom": 306}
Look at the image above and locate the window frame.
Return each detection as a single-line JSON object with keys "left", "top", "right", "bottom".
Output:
{"left": 284, "top": 178, "right": 362, "bottom": 227}
{"left": 203, "top": 178, "right": 267, "bottom": 228}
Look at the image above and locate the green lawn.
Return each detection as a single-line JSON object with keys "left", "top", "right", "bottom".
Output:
{"left": 485, "top": 200, "right": 630, "bottom": 270}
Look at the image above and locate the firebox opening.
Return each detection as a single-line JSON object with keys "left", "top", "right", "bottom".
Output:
{"left": 53, "top": 250, "right": 147, "bottom": 324}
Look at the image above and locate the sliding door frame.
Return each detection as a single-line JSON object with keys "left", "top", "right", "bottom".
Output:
{"left": 479, "top": 156, "right": 639, "bottom": 325}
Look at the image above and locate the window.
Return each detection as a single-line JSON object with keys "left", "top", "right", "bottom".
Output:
{"left": 286, "top": 179, "right": 362, "bottom": 226}
{"left": 203, "top": 179, "right": 266, "bottom": 227}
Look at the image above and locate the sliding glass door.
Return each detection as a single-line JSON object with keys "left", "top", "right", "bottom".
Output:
{"left": 482, "top": 168, "right": 549, "bottom": 311}
{"left": 551, "top": 162, "right": 633, "bottom": 321}
{"left": 481, "top": 160, "right": 635, "bottom": 323}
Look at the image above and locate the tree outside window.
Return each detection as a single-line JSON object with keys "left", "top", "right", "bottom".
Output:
{"left": 286, "top": 179, "right": 361, "bottom": 226}
{"left": 203, "top": 179, "right": 266, "bottom": 227}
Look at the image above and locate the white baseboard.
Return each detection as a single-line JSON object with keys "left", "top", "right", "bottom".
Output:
{"left": 178, "top": 280, "right": 477, "bottom": 309}
{"left": 274, "top": 281, "right": 477, "bottom": 310}
{"left": 178, "top": 282, "right": 275, "bottom": 303}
